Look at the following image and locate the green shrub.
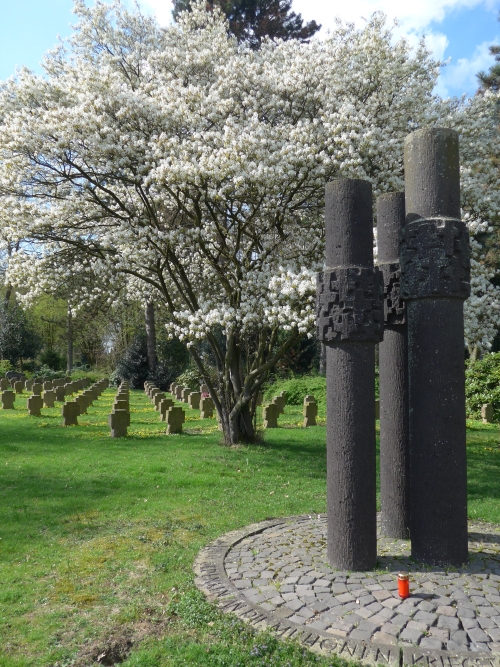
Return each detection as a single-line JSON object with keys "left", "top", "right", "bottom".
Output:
{"left": 175, "top": 367, "right": 204, "bottom": 390}
{"left": 32, "top": 364, "right": 66, "bottom": 380}
{"left": 40, "top": 349, "right": 64, "bottom": 371}
{"left": 465, "top": 352, "right": 500, "bottom": 421}
{"left": 0, "top": 359, "right": 13, "bottom": 375}
{"left": 263, "top": 375, "right": 326, "bottom": 407}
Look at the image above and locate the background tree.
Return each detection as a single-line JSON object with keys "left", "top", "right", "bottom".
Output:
{"left": 478, "top": 14, "right": 500, "bottom": 93}
{"left": 172, "top": 0, "right": 320, "bottom": 49}
{"left": 0, "top": 304, "right": 40, "bottom": 369}
{"left": 1, "top": 2, "right": 499, "bottom": 442}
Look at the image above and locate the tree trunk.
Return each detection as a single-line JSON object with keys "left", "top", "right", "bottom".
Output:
{"left": 468, "top": 343, "right": 481, "bottom": 361}
{"left": 3, "top": 284, "right": 12, "bottom": 311}
{"left": 221, "top": 401, "right": 256, "bottom": 445}
{"left": 145, "top": 300, "right": 157, "bottom": 374}
{"left": 67, "top": 309, "right": 73, "bottom": 373}
{"left": 188, "top": 326, "right": 301, "bottom": 445}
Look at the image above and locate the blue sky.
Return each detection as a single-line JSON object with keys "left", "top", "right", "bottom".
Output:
{"left": 0, "top": 0, "right": 499, "bottom": 97}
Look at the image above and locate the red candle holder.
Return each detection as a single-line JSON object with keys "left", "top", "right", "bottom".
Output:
{"left": 398, "top": 572, "right": 410, "bottom": 599}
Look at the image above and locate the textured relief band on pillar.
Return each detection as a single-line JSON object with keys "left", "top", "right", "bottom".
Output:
{"left": 379, "top": 262, "right": 405, "bottom": 326}
{"left": 400, "top": 217, "right": 470, "bottom": 300}
{"left": 316, "top": 267, "right": 383, "bottom": 343}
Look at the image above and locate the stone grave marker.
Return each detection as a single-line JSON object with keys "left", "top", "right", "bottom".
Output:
{"left": 159, "top": 398, "right": 174, "bottom": 421}
{"left": 154, "top": 393, "right": 165, "bottom": 410}
{"left": 303, "top": 395, "right": 318, "bottom": 427}
{"left": 43, "top": 390, "right": 55, "bottom": 408}
{"left": 263, "top": 403, "right": 279, "bottom": 428}
{"left": 481, "top": 403, "right": 494, "bottom": 424}
{"left": 188, "top": 392, "right": 201, "bottom": 410}
{"left": 25, "top": 379, "right": 34, "bottom": 392}
{"left": 28, "top": 395, "right": 43, "bottom": 416}
{"left": 55, "top": 386, "right": 66, "bottom": 402}
{"left": 6, "top": 371, "right": 24, "bottom": 381}
{"left": 75, "top": 395, "right": 87, "bottom": 414}
{"left": 182, "top": 388, "right": 191, "bottom": 403}
{"left": 166, "top": 406, "right": 185, "bottom": 434}
{"left": 108, "top": 410, "right": 129, "bottom": 437}
{"left": 175, "top": 385, "right": 184, "bottom": 400}
{"left": 83, "top": 390, "right": 94, "bottom": 406}
{"left": 14, "top": 381, "right": 24, "bottom": 394}
{"left": 32, "top": 383, "right": 43, "bottom": 396}
{"left": 43, "top": 381, "right": 53, "bottom": 391}
{"left": 114, "top": 399, "right": 128, "bottom": 412}
{"left": 169, "top": 382, "right": 177, "bottom": 394}
{"left": 62, "top": 402, "right": 79, "bottom": 426}
{"left": 200, "top": 396, "right": 214, "bottom": 419}
{"left": 0, "top": 379, "right": 9, "bottom": 391}
{"left": 1, "top": 390, "right": 15, "bottom": 409}
{"left": 200, "top": 383, "right": 209, "bottom": 395}
{"left": 274, "top": 393, "right": 287, "bottom": 415}
{"left": 9, "top": 378, "right": 17, "bottom": 388}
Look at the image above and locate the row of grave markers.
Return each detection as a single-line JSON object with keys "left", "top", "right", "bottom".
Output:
{"left": 1, "top": 376, "right": 91, "bottom": 411}
{"left": 61, "top": 379, "right": 109, "bottom": 425}
{"left": 108, "top": 383, "right": 130, "bottom": 437}
{"left": 144, "top": 381, "right": 185, "bottom": 433}
{"left": 169, "top": 382, "right": 215, "bottom": 417}
{"left": 262, "top": 392, "right": 318, "bottom": 428}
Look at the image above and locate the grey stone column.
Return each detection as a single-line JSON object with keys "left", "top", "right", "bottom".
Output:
{"left": 317, "top": 179, "right": 383, "bottom": 571}
{"left": 402, "top": 128, "right": 470, "bottom": 566}
{"left": 377, "top": 193, "right": 410, "bottom": 539}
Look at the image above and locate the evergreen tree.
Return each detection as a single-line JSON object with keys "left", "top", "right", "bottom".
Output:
{"left": 172, "top": 0, "right": 320, "bottom": 49}
{"left": 477, "top": 13, "right": 500, "bottom": 92}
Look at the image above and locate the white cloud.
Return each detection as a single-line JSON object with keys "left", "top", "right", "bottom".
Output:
{"left": 437, "top": 37, "right": 500, "bottom": 97}
{"left": 293, "top": 0, "right": 487, "bottom": 34}
{"left": 136, "top": 0, "right": 174, "bottom": 25}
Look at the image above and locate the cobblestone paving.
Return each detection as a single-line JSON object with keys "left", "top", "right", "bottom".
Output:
{"left": 224, "top": 515, "right": 500, "bottom": 654}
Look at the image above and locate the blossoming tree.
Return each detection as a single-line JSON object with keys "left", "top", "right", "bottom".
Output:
{"left": 0, "top": 1, "right": 499, "bottom": 443}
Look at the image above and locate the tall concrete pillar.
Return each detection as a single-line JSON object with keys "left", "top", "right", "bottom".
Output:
{"left": 377, "top": 193, "right": 410, "bottom": 539}
{"left": 402, "top": 128, "right": 470, "bottom": 566}
{"left": 317, "top": 179, "right": 383, "bottom": 571}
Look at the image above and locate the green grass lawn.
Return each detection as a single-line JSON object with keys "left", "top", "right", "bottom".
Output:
{"left": 0, "top": 389, "right": 499, "bottom": 667}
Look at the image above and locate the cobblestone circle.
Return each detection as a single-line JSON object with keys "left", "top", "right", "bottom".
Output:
{"left": 194, "top": 514, "right": 500, "bottom": 667}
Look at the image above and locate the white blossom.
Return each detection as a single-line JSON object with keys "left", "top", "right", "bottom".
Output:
{"left": 0, "top": 0, "right": 498, "bottom": 438}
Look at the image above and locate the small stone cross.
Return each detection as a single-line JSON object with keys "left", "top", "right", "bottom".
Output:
{"left": 62, "top": 401, "right": 79, "bottom": 426}
{"left": 166, "top": 406, "right": 185, "bottom": 434}
{"left": 303, "top": 396, "right": 318, "bottom": 427}
{"left": 28, "top": 395, "right": 43, "bottom": 416}
{"left": 263, "top": 403, "right": 279, "bottom": 428}
{"left": 200, "top": 396, "right": 214, "bottom": 419}
{"left": 43, "top": 390, "right": 56, "bottom": 408}
{"left": 1, "top": 390, "right": 15, "bottom": 409}
{"left": 481, "top": 403, "right": 494, "bottom": 424}
{"left": 108, "top": 410, "right": 129, "bottom": 437}
{"left": 188, "top": 392, "right": 201, "bottom": 410}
